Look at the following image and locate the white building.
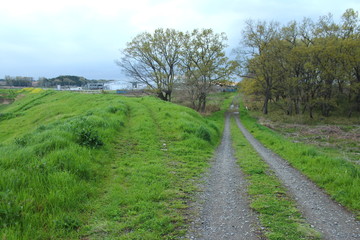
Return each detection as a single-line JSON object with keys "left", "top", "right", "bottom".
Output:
{"left": 104, "top": 80, "right": 146, "bottom": 90}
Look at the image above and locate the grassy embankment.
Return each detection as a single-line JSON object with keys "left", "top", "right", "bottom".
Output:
{"left": 0, "top": 89, "right": 232, "bottom": 239}
{"left": 230, "top": 116, "right": 321, "bottom": 239}
{"left": 237, "top": 97, "right": 360, "bottom": 219}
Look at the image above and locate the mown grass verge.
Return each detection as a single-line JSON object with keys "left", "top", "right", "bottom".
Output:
{"left": 238, "top": 99, "right": 360, "bottom": 219}
{"left": 230, "top": 116, "right": 321, "bottom": 240}
{"left": 0, "top": 91, "right": 229, "bottom": 239}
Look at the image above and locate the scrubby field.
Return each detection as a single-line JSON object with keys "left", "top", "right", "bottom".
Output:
{"left": 0, "top": 89, "right": 232, "bottom": 239}
{"left": 238, "top": 98, "right": 360, "bottom": 219}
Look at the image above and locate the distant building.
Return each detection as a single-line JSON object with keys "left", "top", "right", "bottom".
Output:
{"left": 70, "top": 87, "right": 83, "bottom": 91}
{"left": 86, "top": 82, "right": 104, "bottom": 90}
{"left": 130, "top": 82, "right": 139, "bottom": 88}
{"left": 104, "top": 80, "right": 146, "bottom": 90}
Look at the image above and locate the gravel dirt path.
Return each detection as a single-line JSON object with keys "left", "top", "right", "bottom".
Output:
{"left": 186, "top": 112, "right": 259, "bottom": 240}
{"left": 234, "top": 113, "right": 360, "bottom": 240}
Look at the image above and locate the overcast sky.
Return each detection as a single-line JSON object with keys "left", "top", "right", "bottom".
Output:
{"left": 1, "top": 0, "right": 359, "bottom": 80}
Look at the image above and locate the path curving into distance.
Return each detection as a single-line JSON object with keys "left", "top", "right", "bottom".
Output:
{"left": 186, "top": 112, "right": 259, "bottom": 240}
{"left": 234, "top": 113, "right": 360, "bottom": 240}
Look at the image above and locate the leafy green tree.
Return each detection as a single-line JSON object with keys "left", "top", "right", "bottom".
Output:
{"left": 117, "top": 28, "right": 236, "bottom": 109}
{"left": 117, "top": 28, "right": 184, "bottom": 101}
{"left": 181, "top": 29, "right": 237, "bottom": 112}
{"left": 240, "top": 20, "right": 281, "bottom": 114}
{"left": 42, "top": 75, "right": 89, "bottom": 87}
{"left": 5, "top": 76, "right": 33, "bottom": 87}
{"left": 238, "top": 8, "right": 360, "bottom": 118}
{"left": 339, "top": 9, "right": 360, "bottom": 116}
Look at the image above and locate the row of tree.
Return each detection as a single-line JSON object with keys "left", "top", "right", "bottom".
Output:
{"left": 38, "top": 75, "right": 89, "bottom": 87}
{"left": 238, "top": 8, "right": 360, "bottom": 117}
{"left": 3, "top": 75, "right": 91, "bottom": 87}
{"left": 5, "top": 76, "right": 34, "bottom": 87}
{"left": 117, "top": 28, "right": 237, "bottom": 112}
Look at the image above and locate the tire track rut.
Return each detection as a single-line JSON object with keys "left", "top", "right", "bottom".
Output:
{"left": 187, "top": 112, "right": 259, "bottom": 240}
{"left": 234, "top": 113, "right": 360, "bottom": 240}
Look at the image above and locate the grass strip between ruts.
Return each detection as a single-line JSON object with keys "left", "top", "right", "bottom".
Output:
{"left": 230, "top": 116, "right": 321, "bottom": 240}
{"left": 238, "top": 98, "right": 360, "bottom": 219}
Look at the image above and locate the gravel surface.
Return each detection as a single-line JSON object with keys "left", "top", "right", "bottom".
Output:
{"left": 186, "top": 112, "right": 259, "bottom": 240}
{"left": 234, "top": 113, "right": 360, "bottom": 240}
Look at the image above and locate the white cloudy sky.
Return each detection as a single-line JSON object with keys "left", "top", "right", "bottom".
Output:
{"left": 1, "top": 0, "right": 359, "bottom": 80}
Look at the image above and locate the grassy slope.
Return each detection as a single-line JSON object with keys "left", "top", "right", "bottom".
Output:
{"left": 238, "top": 97, "right": 360, "bottom": 219}
{"left": 0, "top": 90, "right": 230, "bottom": 239}
{"left": 1, "top": 90, "right": 130, "bottom": 239}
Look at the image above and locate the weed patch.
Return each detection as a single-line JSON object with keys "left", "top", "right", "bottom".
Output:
{"left": 75, "top": 126, "right": 104, "bottom": 148}
{"left": 196, "top": 125, "right": 212, "bottom": 142}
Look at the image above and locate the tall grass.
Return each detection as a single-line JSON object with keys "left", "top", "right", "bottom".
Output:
{"left": 238, "top": 98, "right": 360, "bottom": 218}
{"left": 1, "top": 91, "right": 129, "bottom": 239}
{"left": 1, "top": 91, "right": 226, "bottom": 239}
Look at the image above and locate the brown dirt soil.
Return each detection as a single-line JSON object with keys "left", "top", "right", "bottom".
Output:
{"left": 186, "top": 113, "right": 260, "bottom": 240}
{"left": 0, "top": 98, "right": 13, "bottom": 104}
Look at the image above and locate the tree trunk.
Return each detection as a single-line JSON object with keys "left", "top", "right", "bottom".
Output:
{"left": 168, "top": 93, "right": 171, "bottom": 102}
{"left": 158, "top": 91, "right": 172, "bottom": 102}
{"left": 262, "top": 90, "right": 270, "bottom": 114}
{"left": 262, "top": 97, "right": 269, "bottom": 114}
{"left": 157, "top": 91, "right": 167, "bottom": 101}
{"left": 197, "top": 93, "right": 206, "bottom": 113}
{"left": 309, "top": 106, "right": 314, "bottom": 119}
{"left": 294, "top": 98, "right": 300, "bottom": 115}
{"left": 356, "top": 91, "right": 360, "bottom": 112}
{"left": 201, "top": 97, "right": 206, "bottom": 113}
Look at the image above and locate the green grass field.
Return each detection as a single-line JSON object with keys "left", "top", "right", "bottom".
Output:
{"left": 0, "top": 89, "right": 232, "bottom": 239}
